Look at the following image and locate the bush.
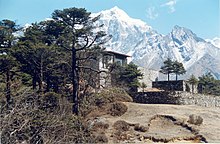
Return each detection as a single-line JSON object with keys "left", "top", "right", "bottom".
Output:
{"left": 107, "top": 102, "right": 128, "bottom": 116}
{"left": 95, "top": 87, "right": 133, "bottom": 107}
{"left": 93, "top": 134, "right": 108, "bottom": 143}
{"left": 87, "top": 117, "right": 109, "bottom": 132}
{"left": 81, "top": 87, "right": 131, "bottom": 118}
{"left": 187, "top": 114, "right": 203, "bottom": 125}
{"left": 40, "top": 92, "right": 60, "bottom": 112}
{"left": 0, "top": 92, "right": 94, "bottom": 144}
{"left": 113, "top": 120, "right": 130, "bottom": 132}
{"left": 134, "top": 124, "right": 149, "bottom": 132}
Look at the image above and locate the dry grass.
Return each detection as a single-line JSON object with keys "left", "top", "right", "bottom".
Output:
{"left": 82, "top": 87, "right": 131, "bottom": 118}
{"left": 93, "top": 133, "right": 108, "bottom": 143}
{"left": 0, "top": 92, "right": 94, "bottom": 144}
{"left": 113, "top": 120, "right": 130, "bottom": 131}
{"left": 107, "top": 102, "right": 128, "bottom": 116}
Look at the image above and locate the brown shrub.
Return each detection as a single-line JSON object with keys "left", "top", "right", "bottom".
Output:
{"left": 81, "top": 87, "right": 131, "bottom": 118}
{"left": 134, "top": 124, "right": 149, "bottom": 132}
{"left": 187, "top": 114, "right": 203, "bottom": 125}
{"left": 107, "top": 102, "right": 128, "bottom": 116}
{"left": 87, "top": 117, "right": 109, "bottom": 132}
{"left": 94, "top": 87, "right": 133, "bottom": 107}
{"left": 0, "top": 93, "right": 93, "bottom": 144}
{"left": 93, "top": 134, "right": 108, "bottom": 143}
{"left": 40, "top": 92, "right": 60, "bottom": 112}
{"left": 113, "top": 120, "right": 130, "bottom": 131}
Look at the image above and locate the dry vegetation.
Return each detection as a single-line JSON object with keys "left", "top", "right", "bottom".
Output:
{"left": 0, "top": 87, "right": 132, "bottom": 143}
{"left": 2, "top": 85, "right": 218, "bottom": 143}
{"left": 0, "top": 92, "right": 93, "bottom": 143}
{"left": 81, "top": 87, "right": 132, "bottom": 118}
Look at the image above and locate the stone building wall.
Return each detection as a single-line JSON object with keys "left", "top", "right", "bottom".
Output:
{"left": 134, "top": 91, "right": 220, "bottom": 108}
{"left": 138, "top": 67, "right": 159, "bottom": 88}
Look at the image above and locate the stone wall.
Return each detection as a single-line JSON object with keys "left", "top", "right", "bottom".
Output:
{"left": 133, "top": 92, "right": 179, "bottom": 105}
{"left": 176, "top": 92, "right": 220, "bottom": 107}
{"left": 134, "top": 91, "right": 220, "bottom": 108}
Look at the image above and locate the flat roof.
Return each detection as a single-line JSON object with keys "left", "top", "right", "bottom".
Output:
{"left": 104, "top": 50, "right": 131, "bottom": 57}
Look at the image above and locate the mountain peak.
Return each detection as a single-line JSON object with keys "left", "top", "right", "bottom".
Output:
{"left": 99, "top": 6, "right": 130, "bottom": 20}
{"left": 92, "top": 8, "right": 220, "bottom": 79}
{"left": 109, "top": 6, "right": 123, "bottom": 11}
{"left": 170, "top": 25, "right": 200, "bottom": 41}
{"left": 95, "top": 6, "right": 152, "bottom": 30}
{"left": 173, "top": 25, "right": 181, "bottom": 30}
{"left": 172, "top": 25, "right": 191, "bottom": 33}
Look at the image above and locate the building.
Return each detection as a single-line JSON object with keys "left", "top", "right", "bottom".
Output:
{"left": 152, "top": 80, "right": 198, "bottom": 93}
{"left": 99, "top": 50, "right": 130, "bottom": 88}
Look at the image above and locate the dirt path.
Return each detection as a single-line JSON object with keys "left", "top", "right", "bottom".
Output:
{"left": 101, "top": 103, "right": 220, "bottom": 143}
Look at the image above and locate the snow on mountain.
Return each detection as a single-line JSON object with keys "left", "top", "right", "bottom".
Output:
{"left": 92, "top": 6, "right": 156, "bottom": 56}
{"left": 94, "top": 7, "right": 220, "bottom": 79}
{"left": 206, "top": 37, "right": 220, "bottom": 48}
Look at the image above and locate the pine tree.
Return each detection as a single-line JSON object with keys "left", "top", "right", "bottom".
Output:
{"left": 172, "top": 60, "right": 186, "bottom": 81}
{"left": 140, "top": 82, "right": 147, "bottom": 92}
{"left": 159, "top": 58, "right": 173, "bottom": 81}
{"left": 198, "top": 72, "right": 216, "bottom": 94}
{"left": 15, "top": 22, "right": 58, "bottom": 93}
{"left": 0, "top": 19, "right": 20, "bottom": 105}
{"left": 159, "top": 59, "right": 186, "bottom": 81}
{"left": 51, "top": 7, "right": 109, "bottom": 115}
{"left": 188, "top": 74, "right": 198, "bottom": 93}
{"left": 110, "top": 62, "right": 143, "bottom": 94}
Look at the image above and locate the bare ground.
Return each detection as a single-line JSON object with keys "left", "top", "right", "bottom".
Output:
{"left": 101, "top": 102, "right": 220, "bottom": 143}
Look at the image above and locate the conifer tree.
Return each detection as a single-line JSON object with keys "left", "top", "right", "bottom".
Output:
{"left": 159, "top": 58, "right": 173, "bottom": 81}
{"left": 172, "top": 60, "right": 186, "bottom": 81}
{"left": 159, "top": 58, "right": 186, "bottom": 81}
{"left": 0, "top": 19, "right": 20, "bottom": 104}
{"left": 110, "top": 62, "right": 143, "bottom": 94}
{"left": 188, "top": 74, "right": 198, "bottom": 93}
{"left": 51, "top": 7, "right": 109, "bottom": 115}
{"left": 16, "top": 22, "right": 58, "bottom": 93}
{"left": 198, "top": 72, "right": 216, "bottom": 94}
{"left": 140, "top": 82, "right": 147, "bottom": 92}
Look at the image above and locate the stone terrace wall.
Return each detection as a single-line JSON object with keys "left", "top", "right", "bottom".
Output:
{"left": 134, "top": 91, "right": 220, "bottom": 108}
{"left": 176, "top": 92, "right": 220, "bottom": 107}
{"left": 133, "top": 92, "right": 179, "bottom": 105}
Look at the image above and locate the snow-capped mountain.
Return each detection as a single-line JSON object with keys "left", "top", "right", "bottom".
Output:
{"left": 92, "top": 6, "right": 157, "bottom": 54}
{"left": 94, "top": 6, "right": 220, "bottom": 79}
{"left": 206, "top": 37, "right": 220, "bottom": 48}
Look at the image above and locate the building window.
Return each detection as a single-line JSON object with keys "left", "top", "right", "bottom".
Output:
{"left": 102, "top": 55, "right": 112, "bottom": 68}
{"left": 114, "top": 58, "right": 123, "bottom": 66}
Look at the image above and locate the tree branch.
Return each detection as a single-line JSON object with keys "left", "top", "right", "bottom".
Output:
{"left": 76, "top": 35, "right": 98, "bottom": 51}
{"left": 77, "top": 65, "right": 106, "bottom": 73}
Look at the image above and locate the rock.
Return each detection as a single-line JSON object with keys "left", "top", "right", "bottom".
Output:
{"left": 187, "top": 114, "right": 203, "bottom": 126}
{"left": 134, "top": 124, "right": 149, "bottom": 132}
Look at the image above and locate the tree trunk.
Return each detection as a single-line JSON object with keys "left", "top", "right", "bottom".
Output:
{"left": 39, "top": 57, "right": 43, "bottom": 94}
{"left": 32, "top": 72, "right": 37, "bottom": 90}
{"left": 6, "top": 70, "right": 11, "bottom": 105}
{"left": 72, "top": 48, "right": 79, "bottom": 115}
{"left": 176, "top": 73, "right": 178, "bottom": 81}
{"left": 46, "top": 76, "right": 50, "bottom": 92}
{"left": 168, "top": 72, "right": 170, "bottom": 81}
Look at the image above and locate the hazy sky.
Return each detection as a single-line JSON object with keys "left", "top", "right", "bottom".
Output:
{"left": 0, "top": 0, "right": 219, "bottom": 39}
